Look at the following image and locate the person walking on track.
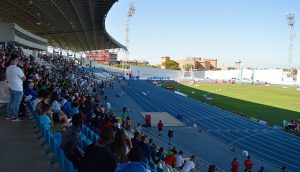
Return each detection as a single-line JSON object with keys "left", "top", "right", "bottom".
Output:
{"left": 158, "top": 120, "right": 164, "bottom": 136}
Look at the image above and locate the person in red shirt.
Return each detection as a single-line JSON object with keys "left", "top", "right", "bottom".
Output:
{"left": 164, "top": 150, "right": 177, "bottom": 168}
{"left": 157, "top": 120, "right": 164, "bottom": 136}
{"left": 231, "top": 158, "right": 239, "bottom": 172}
{"left": 244, "top": 155, "right": 253, "bottom": 172}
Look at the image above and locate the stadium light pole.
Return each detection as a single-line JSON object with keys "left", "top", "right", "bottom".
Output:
{"left": 123, "top": 1, "right": 136, "bottom": 75}
{"left": 286, "top": 13, "right": 295, "bottom": 70}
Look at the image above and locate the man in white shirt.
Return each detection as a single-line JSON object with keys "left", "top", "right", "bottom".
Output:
{"left": 176, "top": 151, "right": 185, "bottom": 169}
{"left": 6, "top": 54, "right": 26, "bottom": 121}
{"left": 181, "top": 155, "right": 196, "bottom": 172}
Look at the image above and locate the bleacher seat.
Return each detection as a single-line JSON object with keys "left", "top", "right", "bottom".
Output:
{"left": 143, "top": 158, "right": 149, "bottom": 165}
{"left": 148, "top": 161, "right": 156, "bottom": 171}
{"left": 64, "top": 156, "right": 76, "bottom": 172}
{"left": 82, "top": 125, "right": 88, "bottom": 135}
{"left": 51, "top": 132, "right": 61, "bottom": 152}
{"left": 87, "top": 129, "right": 92, "bottom": 140}
{"left": 82, "top": 138, "right": 92, "bottom": 152}
{"left": 79, "top": 134, "right": 87, "bottom": 150}
{"left": 156, "top": 167, "right": 163, "bottom": 172}
{"left": 92, "top": 133, "right": 99, "bottom": 143}
{"left": 162, "top": 166, "right": 170, "bottom": 172}
{"left": 56, "top": 146, "right": 65, "bottom": 171}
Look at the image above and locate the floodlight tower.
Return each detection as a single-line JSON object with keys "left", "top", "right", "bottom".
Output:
{"left": 286, "top": 13, "right": 295, "bottom": 69}
{"left": 122, "top": 1, "right": 135, "bottom": 75}
{"left": 124, "top": 1, "right": 136, "bottom": 62}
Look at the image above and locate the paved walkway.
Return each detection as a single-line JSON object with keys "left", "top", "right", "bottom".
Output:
{"left": 0, "top": 105, "right": 54, "bottom": 172}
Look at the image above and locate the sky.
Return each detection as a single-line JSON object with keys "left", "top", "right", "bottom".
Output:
{"left": 106, "top": 0, "right": 300, "bottom": 68}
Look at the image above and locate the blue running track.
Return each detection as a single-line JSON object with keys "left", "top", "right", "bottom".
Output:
{"left": 125, "top": 80, "right": 300, "bottom": 172}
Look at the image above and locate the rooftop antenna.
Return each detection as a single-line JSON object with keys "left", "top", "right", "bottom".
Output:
{"left": 286, "top": 13, "right": 295, "bottom": 69}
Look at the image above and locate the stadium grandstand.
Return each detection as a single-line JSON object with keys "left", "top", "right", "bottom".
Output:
{"left": 0, "top": 1, "right": 299, "bottom": 172}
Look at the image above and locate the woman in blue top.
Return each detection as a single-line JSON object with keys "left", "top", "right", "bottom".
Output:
{"left": 39, "top": 103, "right": 53, "bottom": 130}
{"left": 70, "top": 101, "right": 80, "bottom": 117}
{"left": 62, "top": 96, "right": 72, "bottom": 118}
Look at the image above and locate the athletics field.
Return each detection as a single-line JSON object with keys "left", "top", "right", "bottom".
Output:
{"left": 161, "top": 82, "right": 300, "bottom": 125}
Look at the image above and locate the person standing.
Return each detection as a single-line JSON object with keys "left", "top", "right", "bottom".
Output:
{"left": 157, "top": 120, "right": 163, "bottom": 136}
{"left": 6, "top": 54, "right": 26, "bottom": 121}
{"left": 231, "top": 158, "right": 239, "bottom": 172}
{"left": 244, "top": 155, "right": 253, "bottom": 172}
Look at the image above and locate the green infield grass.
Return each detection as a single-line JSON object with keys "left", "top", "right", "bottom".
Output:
{"left": 161, "top": 82, "right": 300, "bottom": 125}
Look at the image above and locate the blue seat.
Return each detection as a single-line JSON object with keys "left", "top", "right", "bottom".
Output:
{"left": 156, "top": 167, "right": 163, "bottom": 172}
{"left": 55, "top": 145, "right": 65, "bottom": 171}
{"left": 87, "top": 129, "right": 92, "bottom": 140}
{"left": 51, "top": 132, "right": 62, "bottom": 151}
{"left": 82, "top": 125, "right": 88, "bottom": 135}
{"left": 79, "top": 134, "right": 87, "bottom": 150}
{"left": 82, "top": 139, "right": 92, "bottom": 151}
{"left": 40, "top": 122, "right": 46, "bottom": 136}
{"left": 34, "top": 112, "right": 39, "bottom": 124}
{"left": 142, "top": 158, "right": 149, "bottom": 165}
{"left": 148, "top": 161, "right": 156, "bottom": 171}
{"left": 64, "top": 156, "right": 76, "bottom": 172}
{"left": 45, "top": 127, "right": 51, "bottom": 145}
{"left": 92, "top": 133, "right": 99, "bottom": 143}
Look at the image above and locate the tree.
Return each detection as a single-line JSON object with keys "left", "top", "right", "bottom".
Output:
{"left": 136, "top": 63, "right": 160, "bottom": 68}
{"left": 183, "top": 64, "right": 192, "bottom": 71}
{"left": 162, "top": 60, "right": 180, "bottom": 70}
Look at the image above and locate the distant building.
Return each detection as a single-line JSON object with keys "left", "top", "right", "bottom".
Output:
{"left": 235, "top": 59, "right": 242, "bottom": 70}
{"left": 86, "top": 50, "right": 117, "bottom": 65}
{"left": 175, "top": 57, "right": 218, "bottom": 71}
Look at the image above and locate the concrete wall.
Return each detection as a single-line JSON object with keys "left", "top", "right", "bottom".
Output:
{"left": 0, "top": 22, "right": 48, "bottom": 50}
{"left": 0, "top": 23, "right": 13, "bottom": 42}
{"left": 130, "top": 67, "right": 289, "bottom": 84}
{"left": 205, "top": 70, "right": 241, "bottom": 80}
{"left": 14, "top": 36, "right": 47, "bottom": 51}
{"left": 192, "top": 71, "right": 205, "bottom": 79}
{"left": 130, "top": 66, "right": 184, "bottom": 80}
{"left": 13, "top": 23, "right": 47, "bottom": 43}
{"left": 254, "top": 69, "right": 283, "bottom": 84}
{"left": 204, "top": 69, "right": 284, "bottom": 84}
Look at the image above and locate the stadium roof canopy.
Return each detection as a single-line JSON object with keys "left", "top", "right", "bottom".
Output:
{"left": 0, "top": 0, "right": 126, "bottom": 51}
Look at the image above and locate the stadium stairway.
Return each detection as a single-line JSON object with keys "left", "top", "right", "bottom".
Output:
{"left": 0, "top": 105, "right": 60, "bottom": 172}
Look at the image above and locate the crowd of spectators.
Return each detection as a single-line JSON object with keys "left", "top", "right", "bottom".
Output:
{"left": 0, "top": 46, "right": 289, "bottom": 172}
{"left": 283, "top": 119, "right": 300, "bottom": 134}
{"left": 1, "top": 47, "right": 201, "bottom": 172}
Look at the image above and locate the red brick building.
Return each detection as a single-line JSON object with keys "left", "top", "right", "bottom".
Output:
{"left": 86, "top": 50, "right": 117, "bottom": 65}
